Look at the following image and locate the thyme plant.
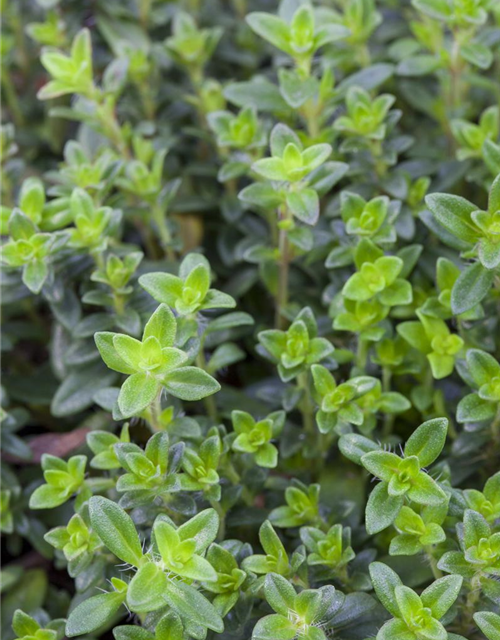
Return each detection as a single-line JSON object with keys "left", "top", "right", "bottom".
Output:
{"left": 1, "top": 1, "right": 500, "bottom": 639}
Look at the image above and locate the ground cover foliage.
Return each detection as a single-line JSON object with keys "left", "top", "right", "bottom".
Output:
{"left": 2, "top": 0, "right": 500, "bottom": 639}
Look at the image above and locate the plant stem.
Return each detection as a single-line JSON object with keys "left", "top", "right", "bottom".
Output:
{"left": 358, "top": 43, "right": 371, "bottom": 68}
{"left": 209, "top": 499, "right": 226, "bottom": 540}
{"left": 223, "top": 461, "right": 254, "bottom": 505}
{"left": 149, "top": 388, "right": 163, "bottom": 431}
{"left": 232, "top": 0, "right": 247, "bottom": 19}
{"left": 1, "top": 71, "right": 24, "bottom": 128}
{"left": 101, "top": 109, "right": 130, "bottom": 159}
{"left": 275, "top": 214, "right": 290, "bottom": 330}
{"left": 91, "top": 249, "right": 105, "bottom": 270}
{"left": 298, "top": 372, "right": 315, "bottom": 436}
{"left": 112, "top": 291, "right": 126, "bottom": 316}
{"left": 135, "top": 214, "right": 160, "bottom": 259}
{"left": 381, "top": 367, "right": 395, "bottom": 437}
{"left": 152, "top": 204, "right": 175, "bottom": 261}
{"left": 93, "top": 91, "right": 131, "bottom": 159}
{"left": 12, "top": 9, "right": 30, "bottom": 76}
{"left": 196, "top": 347, "right": 218, "bottom": 422}
{"left": 356, "top": 339, "right": 369, "bottom": 371}
{"left": 491, "top": 406, "right": 500, "bottom": 443}
{"left": 382, "top": 366, "right": 391, "bottom": 393}
{"left": 138, "top": 82, "right": 156, "bottom": 120}
{"left": 223, "top": 461, "right": 241, "bottom": 485}
{"left": 368, "top": 139, "right": 387, "bottom": 177}
{"left": 425, "top": 546, "right": 442, "bottom": 580}
{"left": 302, "top": 99, "right": 319, "bottom": 138}
{"left": 139, "top": 0, "right": 152, "bottom": 29}
{"left": 292, "top": 575, "right": 310, "bottom": 589}
{"left": 461, "top": 573, "right": 482, "bottom": 634}
{"left": 449, "top": 30, "right": 464, "bottom": 112}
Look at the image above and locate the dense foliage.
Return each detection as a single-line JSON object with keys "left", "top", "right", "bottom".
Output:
{"left": 2, "top": 1, "right": 500, "bottom": 639}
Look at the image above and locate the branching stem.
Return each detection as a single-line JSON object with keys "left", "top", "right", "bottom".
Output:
{"left": 275, "top": 208, "right": 291, "bottom": 329}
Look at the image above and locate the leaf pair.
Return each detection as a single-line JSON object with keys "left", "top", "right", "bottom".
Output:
{"left": 95, "top": 304, "right": 220, "bottom": 417}
{"left": 247, "top": 5, "right": 348, "bottom": 70}
{"left": 361, "top": 418, "right": 448, "bottom": 533}
{"left": 370, "top": 562, "right": 462, "bottom": 640}
{"left": 252, "top": 573, "right": 338, "bottom": 640}
{"left": 231, "top": 410, "right": 284, "bottom": 468}
{"left": 139, "top": 253, "right": 235, "bottom": 316}
{"left": 258, "top": 307, "right": 334, "bottom": 382}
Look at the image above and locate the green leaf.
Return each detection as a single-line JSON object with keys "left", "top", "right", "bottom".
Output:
{"left": 260, "top": 520, "right": 287, "bottom": 558}
{"left": 412, "top": 0, "right": 452, "bottom": 19}
{"left": 206, "top": 312, "right": 255, "bottom": 334}
{"left": 239, "top": 183, "right": 284, "bottom": 209}
{"left": 463, "top": 509, "right": 489, "bottom": 548}
{"left": 338, "top": 433, "right": 380, "bottom": 464}
{"left": 389, "top": 534, "right": 422, "bottom": 556}
{"left": 114, "top": 627, "right": 154, "bottom": 640}
{"left": 362, "top": 451, "right": 401, "bottom": 482}
{"left": 156, "top": 612, "right": 184, "bottom": 640}
{"left": 451, "top": 262, "right": 494, "bottom": 315}
{"left": 342, "top": 272, "right": 373, "bottom": 301}
{"left": 12, "top": 611, "right": 40, "bottom": 637}
{"left": 264, "top": 573, "right": 296, "bottom": 616}
{"left": 377, "top": 618, "right": 414, "bottom": 640}
{"left": 224, "top": 78, "right": 290, "bottom": 112}
{"left": 252, "top": 614, "right": 296, "bottom": 640}
{"left": 425, "top": 193, "right": 478, "bottom": 244}
{"left": 29, "top": 484, "right": 69, "bottom": 509}
{"left": 397, "top": 54, "right": 441, "bottom": 76}
{"left": 207, "top": 342, "right": 245, "bottom": 374}
{"left": 474, "top": 612, "right": 500, "bottom": 640}
{"left": 420, "top": 575, "right": 463, "bottom": 619}
{"left": 118, "top": 372, "right": 159, "bottom": 417}
{"left": 89, "top": 496, "right": 143, "bottom": 566}
{"left": 461, "top": 42, "right": 492, "bottom": 69}
{"left": 66, "top": 587, "right": 127, "bottom": 637}
{"left": 202, "top": 289, "right": 236, "bottom": 310}
{"left": 489, "top": 173, "right": 500, "bottom": 212}
{"left": 23, "top": 259, "right": 48, "bottom": 294}
{"left": 8, "top": 210, "right": 36, "bottom": 242}
{"left": 163, "top": 367, "right": 220, "bottom": 400}
{"left": 270, "top": 123, "right": 302, "bottom": 157}
{"left": 177, "top": 508, "right": 219, "bottom": 552}
{"left": 255, "top": 443, "right": 278, "bottom": 468}
{"left": 113, "top": 335, "right": 142, "bottom": 369}
{"left": 286, "top": 188, "right": 319, "bottom": 225}
{"left": 466, "top": 349, "right": 500, "bottom": 387}
{"left": 408, "top": 472, "right": 447, "bottom": 505}
{"left": 484, "top": 140, "right": 500, "bottom": 176}
{"left": 428, "top": 353, "right": 455, "bottom": 379}
{"left": 20, "top": 178, "right": 45, "bottom": 220}
{"left": 246, "top": 13, "right": 291, "bottom": 54}
{"left": 379, "top": 279, "right": 413, "bottom": 306}
{"left": 143, "top": 304, "right": 177, "bottom": 347}
{"left": 163, "top": 580, "right": 224, "bottom": 633}
{"left": 456, "top": 393, "right": 496, "bottom": 423}
{"left": 437, "top": 551, "right": 474, "bottom": 578}
{"left": 396, "top": 321, "right": 430, "bottom": 353}
{"left": 252, "top": 157, "right": 287, "bottom": 181}
{"left": 368, "top": 562, "right": 402, "bottom": 618}
{"left": 279, "top": 69, "right": 317, "bottom": 108}
{"left": 127, "top": 562, "right": 167, "bottom": 612}
{"left": 403, "top": 418, "right": 448, "bottom": 467}
{"left": 394, "top": 585, "right": 421, "bottom": 619}
{"left": 95, "top": 333, "right": 136, "bottom": 375}
{"left": 311, "top": 364, "right": 336, "bottom": 396}
{"left": 365, "top": 483, "right": 403, "bottom": 534}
